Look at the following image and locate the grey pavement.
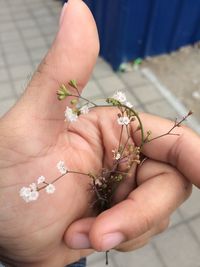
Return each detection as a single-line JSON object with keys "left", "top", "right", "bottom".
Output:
{"left": 0, "top": 0, "right": 200, "bottom": 267}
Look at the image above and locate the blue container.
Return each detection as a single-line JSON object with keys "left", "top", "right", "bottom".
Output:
{"left": 84, "top": 0, "right": 200, "bottom": 70}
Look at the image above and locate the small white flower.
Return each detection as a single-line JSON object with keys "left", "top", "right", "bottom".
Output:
{"left": 57, "top": 161, "right": 67, "bottom": 175}
{"left": 95, "top": 179, "right": 102, "bottom": 186}
{"left": 45, "top": 184, "right": 56, "bottom": 194}
{"left": 28, "top": 190, "right": 39, "bottom": 202}
{"left": 117, "top": 116, "right": 130, "bottom": 125}
{"left": 37, "top": 176, "right": 45, "bottom": 184}
{"left": 112, "top": 150, "right": 121, "bottom": 160}
{"left": 64, "top": 107, "right": 78, "bottom": 122}
{"left": 125, "top": 101, "right": 133, "bottom": 108}
{"left": 19, "top": 186, "right": 39, "bottom": 202}
{"left": 80, "top": 105, "right": 89, "bottom": 114}
{"left": 113, "top": 91, "right": 127, "bottom": 103}
{"left": 115, "top": 153, "right": 121, "bottom": 160}
{"left": 20, "top": 187, "right": 31, "bottom": 198}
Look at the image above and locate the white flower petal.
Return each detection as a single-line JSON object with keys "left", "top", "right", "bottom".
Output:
{"left": 64, "top": 107, "right": 78, "bottom": 122}
{"left": 80, "top": 105, "right": 89, "bottom": 114}
{"left": 117, "top": 116, "right": 130, "bottom": 125}
{"left": 37, "top": 175, "right": 45, "bottom": 184}
{"left": 28, "top": 191, "right": 39, "bottom": 201}
{"left": 113, "top": 91, "right": 127, "bottom": 103}
{"left": 125, "top": 101, "right": 133, "bottom": 108}
{"left": 19, "top": 187, "right": 31, "bottom": 197}
{"left": 115, "top": 153, "right": 121, "bottom": 160}
{"left": 57, "top": 161, "right": 67, "bottom": 174}
{"left": 45, "top": 184, "right": 56, "bottom": 194}
{"left": 19, "top": 186, "right": 39, "bottom": 202}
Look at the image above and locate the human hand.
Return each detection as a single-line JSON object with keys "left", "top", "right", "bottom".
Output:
{"left": 0, "top": 0, "right": 99, "bottom": 266}
{"left": 65, "top": 112, "right": 197, "bottom": 252}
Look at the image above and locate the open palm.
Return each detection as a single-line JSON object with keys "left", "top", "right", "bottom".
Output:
{"left": 0, "top": 1, "right": 101, "bottom": 266}
{"left": 0, "top": 1, "right": 193, "bottom": 267}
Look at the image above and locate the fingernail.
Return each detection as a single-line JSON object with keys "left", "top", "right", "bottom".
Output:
{"left": 101, "top": 232, "right": 125, "bottom": 251}
{"left": 59, "top": 3, "right": 68, "bottom": 26}
{"left": 69, "top": 233, "right": 91, "bottom": 249}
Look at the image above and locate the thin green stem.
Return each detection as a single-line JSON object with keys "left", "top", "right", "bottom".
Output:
{"left": 70, "top": 94, "right": 97, "bottom": 107}
{"left": 90, "top": 103, "right": 145, "bottom": 147}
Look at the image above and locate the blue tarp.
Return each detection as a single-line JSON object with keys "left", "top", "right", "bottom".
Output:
{"left": 84, "top": 0, "right": 200, "bottom": 70}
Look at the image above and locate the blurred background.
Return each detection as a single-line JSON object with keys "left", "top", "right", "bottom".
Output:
{"left": 0, "top": 0, "right": 200, "bottom": 266}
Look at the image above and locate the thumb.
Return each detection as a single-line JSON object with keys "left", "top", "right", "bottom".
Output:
{"left": 3, "top": 0, "right": 99, "bottom": 122}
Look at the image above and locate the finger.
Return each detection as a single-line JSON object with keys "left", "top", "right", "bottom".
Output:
{"left": 65, "top": 218, "right": 95, "bottom": 249}
{"left": 132, "top": 113, "right": 200, "bottom": 188}
{"left": 4, "top": 0, "right": 99, "bottom": 122}
{"left": 86, "top": 160, "right": 191, "bottom": 251}
{"left": 65, "top": 160, "right": 191, "bottom": 251}
{"left": 65, "top": 215, "right": 169, "bottom": 252}
{"left": 115, "top": 218, "right": 169, "bottom": 252}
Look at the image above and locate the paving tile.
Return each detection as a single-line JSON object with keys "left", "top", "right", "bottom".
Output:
{"left": 45, "top": 34, "right": 56, "bottom": 47}
{"left": 132, "top": 84, "right": 163, "bottom": 104}
{"left": 36, "top": 16, "right": 57, "bottom": 27}
{"left": 145, "top": 99, "right": 178, "bottom": 119}
{"left": 2, "top": 41, "right": 25, "bottom": 54}
{"left": 93, "top": 60, "right": 114, "bottom": 78}
{"left": 169, "top": 209, "right": 183, "bottom": 228}
{"left": 30, "top": 47, "right": 47, "bottom": 62}
{"left": 9, "top": 64, "right": 33, "bottom": 80}
{"left": 0, "top": 82, "right": 15, "bottom": 99}
{"left": 0, "top": 21, "right": 17, "bottom": 32}
{"left": 24, "top": 37, "right": 47, "bottom": 50}
{"left": 136, "top": 105, "right": 146, "bottom": 113}
{"left": 118, "top": 71, "right": 149, "bottom": 87}
{"left": 125, "top": 89, "right": 142, "bottom": 108}
{"left": 82, "top": 80, "right": 104, "bottom": 99}
{"left": 111, "top": 244, "right": 164, "bottom": 267}
{"left": 16, "top": 19, "right": 37, "bottom": 29}
{"left": 188, "top": 215, "right": 200, "bottom": 242}
{"left": 0, "top": 68, "right": 9, "bottom": 82}
{"left": 39, "top": 24, "right": 58, "bottom": 35}
{"left": 87, "top": 252, "right": 113, "bottom": 267}
{"left": 13, "top": 78, "right": 28, "bottom": 97}
{"left": 0, "top": 55, "right": 5, "bottom": 68}
{"left": 21, "top": 27, "right": 42, "bottom": 39}
{"left": 31, "top": 7, "right": 51, "bottom": 18}
{"left": 12, "top": 10, "right": 31, "bottom": 20}
{"left": 0, "top": 6, "right": 9, "bottom": 16}
{"left": 0, "top": 30, "right": 21, "bottom": 43}
{"left": 0, "top": 98, "right": 16, "bottom": 117}
{"left": 0, "top": 11, "right": 12, "bottom": 22}
{"left": 179, "top": 186, "right": 200, "bottom": 220}
{"left": 153, "top": 224, "right": 200, "bottom": 267}
{"left": 98, "top": 75, "right": 126, "bottom": 94}
{"left": 5, "top": 51, "right": 31, "bottom": 66}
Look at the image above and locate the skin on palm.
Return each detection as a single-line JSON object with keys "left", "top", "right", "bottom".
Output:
{"left": 0, "top": 0, "right": 99, "bottom": 266}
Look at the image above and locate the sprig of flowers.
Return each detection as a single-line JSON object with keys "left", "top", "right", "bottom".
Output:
{"left": 20, "top": 80, "right": 192, "bottom": 211}
{"left": 19, "top": 79, "right": 192, "bottom": 265}
{"left": 19, "top": 161, "right": 67, "bottom": 202}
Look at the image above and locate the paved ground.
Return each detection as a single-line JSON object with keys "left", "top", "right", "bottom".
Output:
{"left": 0, "top": 0, "right": 200, "bottom": 267}
{"left": 143, "top": 45, "right": 200, "bottom": 124}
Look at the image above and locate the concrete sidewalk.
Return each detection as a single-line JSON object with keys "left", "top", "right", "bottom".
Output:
{"left": 0, "top": 0, "right": 200, "bottom": 267}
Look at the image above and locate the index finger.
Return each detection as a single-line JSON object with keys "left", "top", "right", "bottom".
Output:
{"left": 133, "top": 113, "right": 200, "bottom": 188}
